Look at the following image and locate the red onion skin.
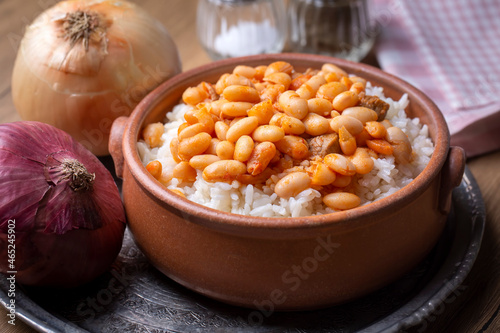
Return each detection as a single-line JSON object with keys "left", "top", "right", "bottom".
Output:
{"left": 0, "top": 121, "right": 126, "bottom": 287}
{"left": 0, "top": 224, "right": 124, "bottom": 287}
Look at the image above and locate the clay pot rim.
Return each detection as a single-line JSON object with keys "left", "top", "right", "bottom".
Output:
{"left": 122, "top": 53, "right": 449, "bottom": 236}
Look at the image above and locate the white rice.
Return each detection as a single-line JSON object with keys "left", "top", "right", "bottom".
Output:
{"left": 137, "top": 82, "right": 434, "bottom": 217}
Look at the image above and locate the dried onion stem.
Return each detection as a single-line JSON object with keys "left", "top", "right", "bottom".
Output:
{"left": 61, "top": 159, "right": 96, "bottom": 191}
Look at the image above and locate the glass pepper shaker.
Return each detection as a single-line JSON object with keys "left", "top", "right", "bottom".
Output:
{"left": 288, "top": 0, "right": 376, "bottom": 62}
{"left": 197, "top": 0, "right": 287, "bottom": 60}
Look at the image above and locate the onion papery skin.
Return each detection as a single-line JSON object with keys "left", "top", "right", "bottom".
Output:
{"left": 0, "top": 121, "right": 126, "bottom": 287}
{"left": 12, "top": 0, "right": 182, "bottom": 156}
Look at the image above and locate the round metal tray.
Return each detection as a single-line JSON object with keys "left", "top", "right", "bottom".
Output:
{"left": 0, "top": 167, "right": 485, "bottom": 333}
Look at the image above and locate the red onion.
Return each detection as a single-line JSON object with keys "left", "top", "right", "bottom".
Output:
{"left": 0, "top": 121, "right": 125, "bottom": 287}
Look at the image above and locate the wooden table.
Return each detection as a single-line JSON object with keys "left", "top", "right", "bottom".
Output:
{"left": 1, "top": 1, "right": 499, "bottom": 332}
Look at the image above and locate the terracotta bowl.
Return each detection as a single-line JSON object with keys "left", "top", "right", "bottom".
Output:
{"left": 109, "top": 53, "right": 465, "bottom": 311}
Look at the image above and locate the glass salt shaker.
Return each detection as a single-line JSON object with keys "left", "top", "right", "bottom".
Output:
{"left": 197, "top": 0, "right": 287, "bottom": 60}
{"left": 288, "top": 0, "right": 376, "bottom": 62}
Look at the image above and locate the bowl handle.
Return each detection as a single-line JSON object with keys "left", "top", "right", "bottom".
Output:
{"left": 439, "top": 146, "right": 466, "bottom": 213}
{"left": 109, "top": 116, "right": 129, "bottom": 179}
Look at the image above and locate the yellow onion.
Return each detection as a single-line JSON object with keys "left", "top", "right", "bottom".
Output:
{"left": 12, "top": 0, "right": 182, "bottom": 156}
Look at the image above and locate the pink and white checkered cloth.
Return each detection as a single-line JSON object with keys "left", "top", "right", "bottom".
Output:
{"left": 372, "top": 0, "right": 500, "bottom": 157}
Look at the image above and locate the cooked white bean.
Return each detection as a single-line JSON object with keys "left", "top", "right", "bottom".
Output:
{"left": 270, "top": 112, "right": 305, "bottom": 134}
{"left": 169, "top": 137, "right": 181, "bottom": 163}
{"left": 254, "top": 65, "right": 267, "bottom": 80}
{"left": 216, "top": 140, "right": 235, "bottom": 160}
{"left": 331, "top": 174, "right": 352, "bottom": 187}
{"left": 173, "top": 161, "right": 197, "bottom": 182}
{"left": 143, "top": 122, "right": 164, "bottom": 148}
{"left": 178, "top": 123, "right": 206, "bottom": 140}
{"left": 340, "top": 76, "right": 353, "bottom": 90}
{"left": 206, "top": 99, "right": 227, "bottom": 116}
{"left": 274, "top": 172, "right": 311, "bottom": 199}
{"left": 215, "top": 74, "right": 254, "bottom": 94}
{"left": 229, "top": 116, "right": 245, "bottom": 127}
{"left": 323, "top": 192, "right": 361, "bottom": 210}
{"left": 310, "top": 162, "right": 336, "bottom": 186}
{"left": 264, "top": 61, "right": 294, "bottom": 77}
{"left": 330, "top": 110, "right": 341, "bottom": 118}
{"left": 280, "top": 116, "right": 306, "bottom": 135}
{"left": 332, "top": 91, "right": 359, "bottom": 111}
{"left": 349, "top": 82, "right": 365, "bottom": 95}
{"left": 182, "top": 86, "right": 208, "bottom": 105}
{"left": 263, "top": 72, "right": 292, "bottom": 90}
{"left": 178, "top": 132, "right": 212, "bottom": 160}
{"left": 146, "top": 160, "right": 162, "bottom": 180}
{"left": 381, "top": 119, "right": 393, "bottom": 129}
{"left": 316, "top": 82, "right": 347, "bottom": 102}
{"left": 222, "top": 85, "right": 261, "bottom": 103}
{"left": 296, "top": 75, "right": 327, "bottom": 100}
{"left": 342, "top": 107, "right": 378, "bottom": 124}
{"left": 330, "top": 115, "right": 363, "bottom": 135}
{"left": 278, "top": 90, "right": 309, "bottom": 120}
{"left": 205, "top": 138, "right": 220, "bottom": 155}
{"left": 303, "top": 113, "right": 330, "bottom": 136}
{"left": 221, "top": 102, "right": 253, "bottom": 117}
{"left": 324, "top": 153, "right": 357, "bottom": 176}
{"left": 324, "top": 71, "right": 343, "bottom": 83}
{"left": 247, "top": 100, "right": 274, "bottom": 124}
{"left": 202, "top": 160, "right": 247, "bottom": 182}
{"left": 234, "top": 135, "right": 254, "bottom": 162}
{"left": 307, "top": 98, "right": 333, "bottom": 116}
{"left": 226, "top": 116, "right": 259, "bottom": 142}
{"left": 321, "top": 63, "right": 348, "bottom": 77}
{"left": 252, "top": 125, "right": 285, "bottom": 142}
{"left": 233, "top": 65, "right": 257, "bottom": 79}
{"left": 260, "top": 84, "right": 285, "bottom": 103}
{"left": 364, "top": 121, "right": 387, "bottom": 139}
{"left": 214, "top": 121, "right": 229, "bottom": 141}
{"left": 169, "top": 188, "right": 185, "bottom": 198}
{"left": 275, "top": 135, "right": 309, "bottom": 160}
{"left": 349, "top": 76, "right": 367, "bottom": 86}
{"left": 348, "top": 148, "right": 374, "bottom": 175}
{"left": 189, "top": 154, "right": 221, "bottom": 170}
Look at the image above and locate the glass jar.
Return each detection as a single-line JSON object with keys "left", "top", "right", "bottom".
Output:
{"left": 288, "top": 0, "right": 376, "bottom": 62}
{"left": 197, "top": 0, "right": 287, "bottom": 60}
